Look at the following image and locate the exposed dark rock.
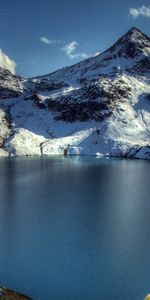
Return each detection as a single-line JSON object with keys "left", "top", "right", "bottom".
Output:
{"left": 128, "top": 57, "right": 150, "bottom": 74}
{"left": 83, "top": 84, "right": 109, "bottom": 100}
{"left": 0, "top": 87, "right": 21, "bottom": 99}
{"left": 0, "top": 67, "right": 24, "bottom": 99}
{"left": 0, "top": 136, "right": 4, "bottom": 147}
{"left": 30, "top": 94, "right": 46, "bottom": 109}
{"left": 34, "top": 81, "right": 69, "bottom": 92}
{"left": 29, "top": 76, "right": 132, "bottom": 122}
{"left": 145, "top": 93, "right": 150, "bottom": 101}
{"left": 0, "top": 287, "right": 32, "bottom": 300}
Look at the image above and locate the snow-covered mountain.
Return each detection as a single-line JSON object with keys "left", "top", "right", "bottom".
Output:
{"left": 0, "top": 27, "right": 150, "bottom": 158}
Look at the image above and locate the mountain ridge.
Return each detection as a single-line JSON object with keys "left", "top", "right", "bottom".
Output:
{"left": 30, "top": 27, "right": 149, "bottom": 79}
{"left": 0, "top": 27, "right": 150, "bottom": 159}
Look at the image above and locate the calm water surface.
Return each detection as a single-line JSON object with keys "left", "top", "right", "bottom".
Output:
{"left": 0, "top": 156, "right": 150, "bottom": 300}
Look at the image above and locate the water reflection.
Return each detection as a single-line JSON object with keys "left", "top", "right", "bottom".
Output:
{"left": 0, "top": 157, "right": 150, "bottom": 300}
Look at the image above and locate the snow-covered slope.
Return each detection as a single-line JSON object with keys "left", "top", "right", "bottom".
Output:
{"left": 0, "top": 27, "right": 150, "bottom": 158}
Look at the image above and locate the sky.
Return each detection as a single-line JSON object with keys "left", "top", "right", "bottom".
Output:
{"left": 0, "top": 0, "right": 150, "bottom": 78}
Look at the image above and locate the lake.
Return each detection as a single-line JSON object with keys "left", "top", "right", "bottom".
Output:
{"left": 0, "top": 156, "right": 150, "bottom": 300}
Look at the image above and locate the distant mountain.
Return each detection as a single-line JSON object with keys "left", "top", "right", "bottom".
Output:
{"left": 0, "top": 27, "right": 150, "bottom": 159}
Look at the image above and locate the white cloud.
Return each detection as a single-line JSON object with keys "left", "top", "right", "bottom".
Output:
{"left": 40, "top": 36, "right": 61, "bottom": 45}
{"left": 129, "top": 5, "right": 150, "bottom": 19}
{"left": 63, "top": 41, "right": 88, "bottom": 59}
{"left": 0, "top": 49, "right": 16, "bottom": 74}
{"left": 40, "top": 37, "right": 51, "bottom": 44}
{"left": 63, "top": 41, "right": 78, "bottom": 57}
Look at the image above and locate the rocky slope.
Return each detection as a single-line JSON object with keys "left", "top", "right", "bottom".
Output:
{"left": 0, "top": 287, "right": 32, "bottom": 300}
{"left": 0, "top": 27, "right": 150, "bottom": 158}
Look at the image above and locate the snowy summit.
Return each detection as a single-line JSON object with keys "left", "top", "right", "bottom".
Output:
{"left": 0, "top": 27, "right": 150, "bottom": 159}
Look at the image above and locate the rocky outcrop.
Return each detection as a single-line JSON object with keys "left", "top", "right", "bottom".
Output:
{"left": 0, "top": 68, "right": 24, "bottom": 99}
{"left": 0, "top": 287, "right": 32, "bottom": 300}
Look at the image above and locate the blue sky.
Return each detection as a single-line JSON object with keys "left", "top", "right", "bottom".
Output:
{"left": 0, "top": 0, "right": 150, "bottom": 77}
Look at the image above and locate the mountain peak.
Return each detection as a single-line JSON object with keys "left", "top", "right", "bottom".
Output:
{"left": 127, "top": 26, "right": 142, "bottom": 34}
{"left": 107, "top": 27, "right": 150, "bottom": 59}
{"left": 125, "top": 27, "right": 150, "bottom": 41}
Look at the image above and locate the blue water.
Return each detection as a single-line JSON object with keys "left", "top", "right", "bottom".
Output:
{"left": 0, "top": 156, "right": 150, "bottom": 300}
